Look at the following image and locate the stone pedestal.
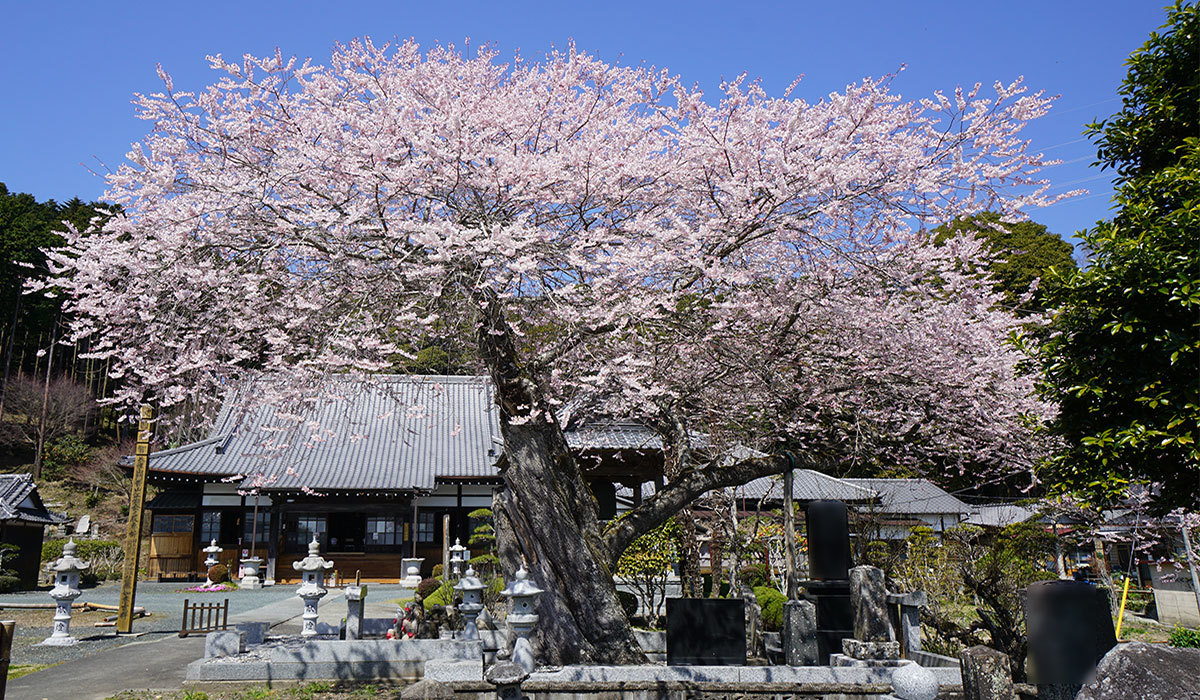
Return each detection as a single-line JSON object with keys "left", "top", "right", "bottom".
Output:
{"left": 344, "top": 584, "right": 367, "bottom": 640}
{"left": 959, "top": 644, "right": 1015, "bottom": 700}
{"left": 850, "top": 565, "right": 891, "bottom": 642}
{"left": 782, "top": 599, "right": 818, "bottom": 666}
{"left": 40, "top": 539, "right": 89, "bottom": 646}
{"left": 240, "top": 556, "right": 263, "bottom": 590}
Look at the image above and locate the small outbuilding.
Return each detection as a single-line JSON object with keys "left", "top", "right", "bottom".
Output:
{"left": 0, "top": 473, "right": 65, "bottom": 589}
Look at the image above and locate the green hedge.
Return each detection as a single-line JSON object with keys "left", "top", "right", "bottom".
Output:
{"left": 41, "top": 539, "right": 121, "bottom": 562}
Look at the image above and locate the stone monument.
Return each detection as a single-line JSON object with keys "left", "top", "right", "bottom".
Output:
{"left": 344, "top": 579, "right": 367, "bottom": 640}
{"left": 41, "top": 539, "right": 89, "bottom": 646}
{"left": 291, "top": 536, "right": 333, "bottom": 637}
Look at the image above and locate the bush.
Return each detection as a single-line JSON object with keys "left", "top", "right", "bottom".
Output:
{"left": 0, "top": 575, "right": 19, "bottom": 593}
{"left": 739, "top": 564, "right": 770, "bottom": 589}
{"left": 432, "top": 564, "right": 444, "bottom": 578}
{"left": 416, "top": 577, "right": 441, "bottom": 600}
{"left": 753, "top": 586, "right": 785, "bottom": 632}
{"left": 41, "top": 539, "right": 123, "bottom": 580}
{"left": 1169, "top": 626, "right": 1200, "bottom": 648}
{"left": 207, "top": 564, "right": 229, "bottom": 583}
{"left": 423, "top": 581, "right": 456, "bottom": 611}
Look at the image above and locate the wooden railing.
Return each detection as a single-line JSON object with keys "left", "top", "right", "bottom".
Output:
{"left": 179, "top": 598, "right": 229, "bottom": 637}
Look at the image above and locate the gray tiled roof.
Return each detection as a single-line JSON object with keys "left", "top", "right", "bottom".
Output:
{"left": 565, "top": 421, "right": 663, "bottom": 451}
{"left": 737, "top": 470, "right": 879, "bottom": 502}
{"left": 0, "top": 473, "right": 65, "bottom": 524}
{"left": 147, "top": 375, "right": 502, "bottom": 492}
{"left": 616, "top": 469, "right": 876, "bottom": 503}
{"left": 842, "top": 478, "right": 973, "bottom": 515}
{"left": 966, "top": 504, "right": 1037, "bottom": 527}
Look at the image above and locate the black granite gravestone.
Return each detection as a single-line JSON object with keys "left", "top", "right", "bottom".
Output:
{"left": 665, "top": 598, "right": 747, "bottom": 665}
{"left": 1026, "top": 580, "right": 1117, "bottom": 700}
{"left": 807, "top": 499, "right": 852, "bottom": 581}
{"left": 800, "top": 499, "right": 854, "bottom": 663}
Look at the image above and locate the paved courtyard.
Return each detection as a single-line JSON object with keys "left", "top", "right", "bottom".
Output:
{"left": 1, "top": 582, "right": 414, "bottom": 700}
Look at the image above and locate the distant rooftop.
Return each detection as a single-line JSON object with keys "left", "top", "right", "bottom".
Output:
{"left": 842, "top": 478, "right": 973, "bottom": 515}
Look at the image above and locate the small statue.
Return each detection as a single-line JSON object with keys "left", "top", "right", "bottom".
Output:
{"left": 399, "top": 591, "right": 426, "bottom": 639}
{"left": 426, "top": 604, "right": 447, "bottom": 639}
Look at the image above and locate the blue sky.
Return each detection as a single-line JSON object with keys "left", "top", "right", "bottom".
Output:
{"left": 0, "top": 1, "right": 1171, "bottom": 243}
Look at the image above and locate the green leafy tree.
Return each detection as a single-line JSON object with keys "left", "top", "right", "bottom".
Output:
{"left": 933, "top": 212, "right": 1076, "bottom": 314}
{"left": 615, "top": 516, "right": 680, "bottom": 627}
{"left": 1040, "top": 1, "right": 1199, "bottom": 509}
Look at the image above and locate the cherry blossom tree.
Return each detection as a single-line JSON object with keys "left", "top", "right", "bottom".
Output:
{"left": 45, "top": 39, "right": 1068, "bottom": 662}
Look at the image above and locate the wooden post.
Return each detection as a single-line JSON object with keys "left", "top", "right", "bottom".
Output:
{"left": 442, "top": 513, "right": 451, "bottom": 582}
{"left": 0, "top": 619, "right": 13, "bottom": 699}
{"left": 117, "top": 405, "right": 153, "bottom": 633}
{"left": 782, "top": 454, "right": 797, "bottom": 600}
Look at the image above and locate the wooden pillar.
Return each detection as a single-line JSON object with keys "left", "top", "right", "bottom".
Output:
{"left": 117, "top": 405, "right": 153, "bottom": 633}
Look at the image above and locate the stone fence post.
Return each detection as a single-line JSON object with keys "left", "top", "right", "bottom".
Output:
{"left": 887, "top": 591, "right": 926, "bottom": 655}
{"left": 959, "top": 645, "right": 1015, "bottom": 700}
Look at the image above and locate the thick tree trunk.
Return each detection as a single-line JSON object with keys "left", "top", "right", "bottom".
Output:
{"left": 476, "top": 291, "right": 644, "bottom": 664}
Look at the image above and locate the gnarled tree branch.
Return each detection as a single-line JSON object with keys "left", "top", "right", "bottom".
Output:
{"left": 602, "top": 451, "right": 803, "bottom": 570}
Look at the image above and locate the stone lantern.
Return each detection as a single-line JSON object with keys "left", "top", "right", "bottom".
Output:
{"left": 500, "top": 563, "right": 543, "bottom": 672}
{"left": 448, "top": 538, "right": 469, "bottom": 578}
{"left": 291, "top": 536, "right": 333, "bottom": 637}
{"left": 202, "top": 539, "right": 222, "bottom": 571}
{"left": 454, "top": 564, "right": 486, "bottom": 640}
{"left": 41, "top": 539, "right": 89, "bottom": 646}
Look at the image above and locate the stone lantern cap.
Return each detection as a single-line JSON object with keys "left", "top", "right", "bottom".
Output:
{"left": 500, "top": 564, "right": 543, "bottom": 598}
{"left": 455, "top": 565, "right": 486, "bottom": 593}
{"left": 292, "top": 536, "right": 334, "bottom": 573}
{"left": 49, "top": 539, "right": 90, "bottom": 573}
{"left": 202, "top": 539, "right": 221, "bottom": 553}
{"left": 449, "top": 538, "right": 468, "bottom": 559}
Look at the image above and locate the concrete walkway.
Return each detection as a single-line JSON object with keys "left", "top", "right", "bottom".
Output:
{"left": 7, "top": 591, "right": 340, "bottom": 700}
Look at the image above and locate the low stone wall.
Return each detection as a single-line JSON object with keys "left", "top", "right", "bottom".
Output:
{"left": 187, "top": 638, "right": 482, "bottom": 683}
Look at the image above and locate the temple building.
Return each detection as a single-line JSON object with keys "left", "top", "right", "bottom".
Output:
{"left": 134, "top": 375, "right": 664, "bottom": 583}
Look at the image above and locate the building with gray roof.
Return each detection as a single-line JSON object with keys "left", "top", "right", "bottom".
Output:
{"left": 0, "top": 473, "right": 66, "bottom": 589}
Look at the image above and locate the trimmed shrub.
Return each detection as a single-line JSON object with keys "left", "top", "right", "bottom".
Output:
{"left": 416, "top": 577, "right": 441, "bottom": 600}
{"left": 432, "top": 564, "right": 444, "bottom": 578}
{"left": 207, "top": 564, "right": 229, "bottom": 583}
{"left": 753, "top": 586, "right": 785, "bottom": 632}
{"left": 1169, "top": 626, "right": 1200, "bottom": 648}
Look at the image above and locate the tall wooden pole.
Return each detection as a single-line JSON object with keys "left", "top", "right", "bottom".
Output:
{"left": 782, "top": 454, "right": 798, "bottom": 600}
{"left": 117, "top": 405, "right": 153, "bottom": 634}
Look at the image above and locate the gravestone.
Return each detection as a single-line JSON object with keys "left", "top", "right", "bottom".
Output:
{"left": 782, "top": 599, "right": 818, "bottom": 666}
{"left": 959, "top": 645, "right": 1015, "bottom": 700}
{"left": 850, "top": 565, "right": 891, "bottom": 641}
{"left": 73, "top": 515, "right": 90, "bottom": 537}
{"left": 1025, "top": 580, "right": 1117, "bottom": 700}
{"left": 807, "top": 500, "right": 852, "bottom": 580}
{"left": 665, "top": 598, "right": 746, "bottom": 665}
